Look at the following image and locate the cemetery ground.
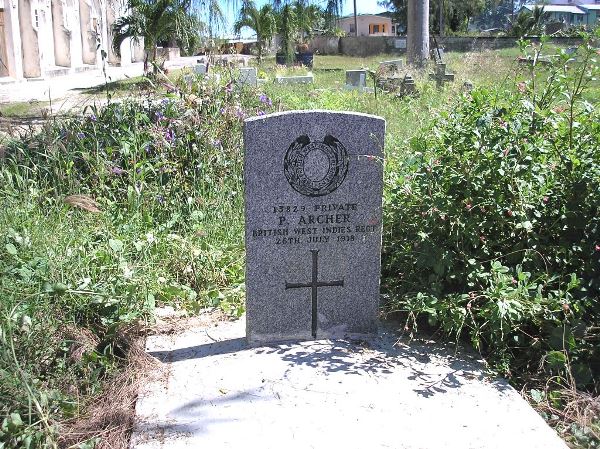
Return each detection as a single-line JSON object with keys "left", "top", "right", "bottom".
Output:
{"left": 1, "top": 37, "right": 599, "bottom": 448}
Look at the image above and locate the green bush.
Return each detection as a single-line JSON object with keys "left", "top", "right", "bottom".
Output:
{"left": 382, "top": 38, "right": 600, "bottom": 391}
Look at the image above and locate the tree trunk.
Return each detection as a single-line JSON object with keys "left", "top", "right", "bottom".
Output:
{"left": 439, "top": 0, "right": 444, "bottom": 36}
{"left": 407, "top": 0, "right": 430, "bottom": 67}
{"left": 353, "top": 0, "right": 358, "bottom": 36}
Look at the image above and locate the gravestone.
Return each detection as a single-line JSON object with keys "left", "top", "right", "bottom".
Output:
{"left": 194, "top": 63, "right": 207, "bottom": 75}
{"left": 345, "top": 70, "right": 367, "bottom": 90}
{"left": 429, "top": 63, "right": 454, "bottom": 88}
{"left": 244, "top": 111, "right": 385, "bottom": 344}
{"left": 399, "top": 74, "right": 417, "bottom": 97}
{"left": 239, "top": 67, "right": 257, "bottom": 86}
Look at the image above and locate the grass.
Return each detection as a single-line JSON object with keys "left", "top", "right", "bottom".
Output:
{"left": 74, "top": 76, "right": 150, "bottom": 96}
{"left": 1, "top": 42, "right": 598, "bottom": 448}
{"left": 0, "top": 101, "right": 49, "bottom": 118}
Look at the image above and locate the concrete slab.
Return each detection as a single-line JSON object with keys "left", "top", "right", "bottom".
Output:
{"left": 275, "top": 74, "right": 314, "bottom": 84}
{"left": 131, "top": 318, "right": 567, "bottom": 449}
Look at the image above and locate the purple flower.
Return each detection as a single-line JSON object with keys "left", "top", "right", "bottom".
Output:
{"left": 219, "top": 108, "right": 226, "bottom": 115}
{"left": 90, "top": 114, "right": 97, "bottom": 122}
{"left": 155, "top": 111, "right": 165, "bottom": 122}
{"left": 110, "top": 166, "right": 126, "bottom": 175}
{"left": 210, "top": 139, "right": 221, "bottom": 147}
{"left": 77, "top": 132, "right": 85, "bottom": 139}
{"left": 259, "top": 94, "right": 272, "bottom": 107}
{"left": 156, "top": 195, "right": 165, "bottom": 204}
{"left": 256, "top": 110, "right": 265, "bottom": 116}
{"left": 165, "top": 128, "right": 175, "bottom": 143}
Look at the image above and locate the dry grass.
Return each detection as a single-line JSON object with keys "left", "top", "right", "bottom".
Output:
{"left": 522, "top": 379, "right": 600, "bottom": 447}
{"left": 58, "top": 325, "right": 164, "bottom": 449}
{"left": 63, "top": 195, "right": 102, "bottom": 213}
{"left": 56, "top": 310, "right": 227, "bottom": 449}
{"left": 539, "top": 388, "right": 599, "bottom": 443}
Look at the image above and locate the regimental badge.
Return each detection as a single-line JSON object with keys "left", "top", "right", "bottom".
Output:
{"left": 283, "top": 135, "right": 349, "bottom": 198}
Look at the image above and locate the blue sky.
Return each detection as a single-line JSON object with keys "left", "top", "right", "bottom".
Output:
{"left": 219, "top": 0, "right": 390, "bottom": 37}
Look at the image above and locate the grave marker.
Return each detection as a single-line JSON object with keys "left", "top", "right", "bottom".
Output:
{"left": 244, "top": 111, "right": 385, "bottom": 343}
{"left": 345, "top": 70, "right": 367, "bottom": 90}
{"left": 194, "top": 63, "right": 207, "bottom": 75}
{"left": 239, "top": 67, "right": 257, "bottom": 86}
{"left": 429, "top": 63, "right": 454, "bottom": 88}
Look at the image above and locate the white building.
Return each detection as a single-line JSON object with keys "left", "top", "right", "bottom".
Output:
{"left": 0, "top": 0, "right": 144, "bottom": 80}
{"left": 338, "top": 13, "right": 396, "bottom": 37}
{"left": 521, "top": 1, "right": 600, "bottom": 28}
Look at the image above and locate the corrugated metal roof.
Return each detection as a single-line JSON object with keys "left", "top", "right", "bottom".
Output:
{"left": 579, "top": 3, "right": 600, "bottom": 10}
{"left": 523, "top": 4, "right": 586, "bottom": 13}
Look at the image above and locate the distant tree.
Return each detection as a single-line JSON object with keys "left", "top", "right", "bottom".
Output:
{"left": 272, "top": 0, "right": 343, "bottom": 32}
{"left": 509, "top": 5, "right": 547, "bottom": 38}
{"left": 293, "top": 1, "right": 323, "bottom": 42}
{"left": 112, "top": 0, "right": 224, "bottom": 71}
{"left": 277, "top": 3, "right": 297, "bottom": 63}
{"left": 379, "top": 0, "right": 489, "bottom": 33}
{"left": 472, "top": 0, "right": 514, "bottom": 30}
{"left": 234, "top": 1, "right": 277, "bottom": 62}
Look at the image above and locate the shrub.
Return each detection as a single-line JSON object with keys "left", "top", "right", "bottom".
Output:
{"left": 382, "top": 37, "right": 600, "bottom": 391}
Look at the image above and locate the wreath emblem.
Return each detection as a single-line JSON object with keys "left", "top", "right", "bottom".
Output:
{"left": 283, "top": 135, "right": 349, "bottom": 197}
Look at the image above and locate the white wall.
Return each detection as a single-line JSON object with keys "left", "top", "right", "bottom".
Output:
{"left": 1, "top": 0, "right": 136, "bottom": 79}
{"left": 339, "top": 15, "right": 393, "bottom": 37}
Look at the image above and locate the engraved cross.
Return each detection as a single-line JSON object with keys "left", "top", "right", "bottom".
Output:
{"left": 285, "top": 250, "right": 344, "bottom": 338}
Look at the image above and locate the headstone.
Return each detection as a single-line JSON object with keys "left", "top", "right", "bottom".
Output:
{"left": 345, "top": 70, "right": 367, "bottom": 90}
{"left": 565, "top": 47, "right": 577, "bottom": 55}
{"left": 244, "top": 111, "right": 385, "bottom": 343}
{"left": 399, "top": 74, "right": 417, "bottom": 96}
{"left": 239, "top": 67, "right": 257, "bottom": 86}
{"left": 432, "top": 48, "right": 445, "bottom": 64}
{"left": 429, "top": 63, "right": 454, "bottom": 88}
{"left": 194, "top": 63, "right": 207, "bottom": 75}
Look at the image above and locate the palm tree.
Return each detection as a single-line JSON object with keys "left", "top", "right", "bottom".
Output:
{"left": 112, "top": 0, "right": 223, "bottom": 72}
{"left": 275, "top": 0, "right": 343, "bottom": 31}
{"left": 510, "top": 5, "right": 547, "bottom": 38}
{"left": 293, "top": 0, "right": 322, "bottom": 43}
{"left": 234, "top": 1, "right": 277, "bottom": 62}
{"left": 278, "top": 3, "right": 297, "bottom": 64}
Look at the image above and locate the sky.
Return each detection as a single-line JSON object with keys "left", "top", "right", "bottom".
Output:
{"left": 219, "top": 0, "right": 390, "bottom": 38}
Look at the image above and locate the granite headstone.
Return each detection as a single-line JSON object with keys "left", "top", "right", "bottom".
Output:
{"left": 239, "top": 67, "right": 257, "bottom": 86}
{"left": 345, "top": 70, "right": 367, "bottom": 89}
{"left": 194, "top": 63, "right": 207, "bottom": 75}
{"left": 244, "top": 111, "right": 385, "bottom": 344}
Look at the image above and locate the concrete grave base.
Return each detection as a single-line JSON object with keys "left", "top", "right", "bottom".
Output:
{"left": 131, "top": 317, "right": 567, "bottom": 449}
{"left": 275, "top": 74, "right": 314, "bottom": 84}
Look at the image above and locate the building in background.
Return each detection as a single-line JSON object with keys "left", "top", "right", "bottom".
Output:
{"left": 0, "top": 0, "right": 143, "bottom": 81}
{"left": 337, "top": 13, "right": 395, "bottom": 37}
{"left": 520, "top": 1, "right": 600, "bottom": 28}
